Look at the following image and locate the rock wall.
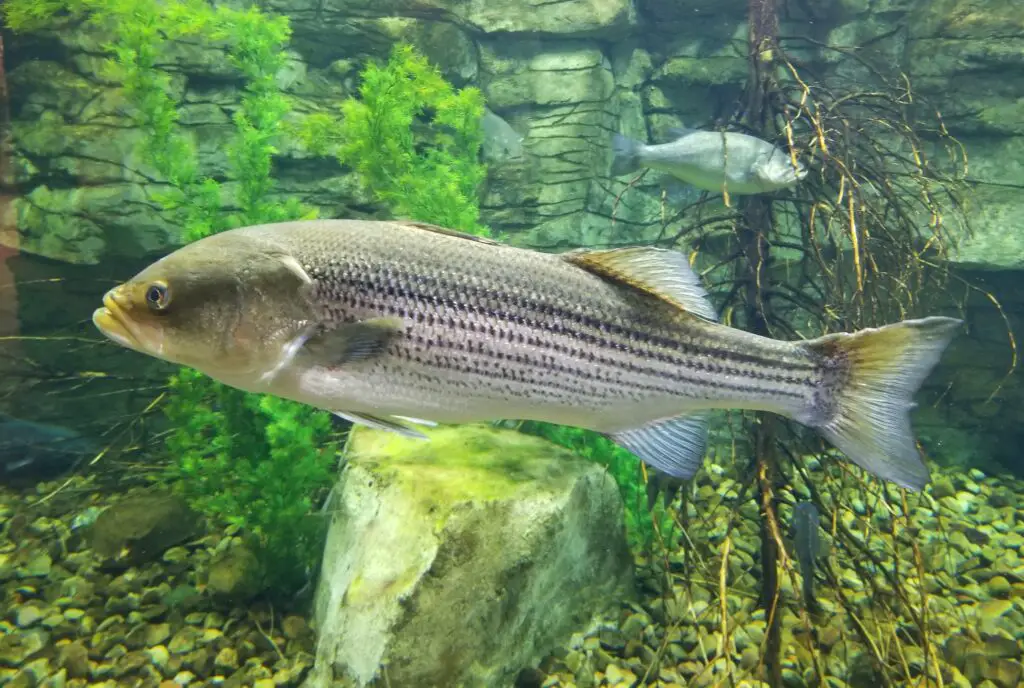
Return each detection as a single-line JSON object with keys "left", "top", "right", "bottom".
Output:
{"left": 4, "top": 0, "right": 1021, "bottom": 264}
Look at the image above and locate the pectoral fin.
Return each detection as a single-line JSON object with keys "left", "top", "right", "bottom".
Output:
{"left": 302, "top": 318, "right": 404, "bottom": 368}
{"left": 751, "top": 151, "right": 774, "bottom": 185}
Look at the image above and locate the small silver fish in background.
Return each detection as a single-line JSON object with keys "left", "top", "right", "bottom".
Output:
{"left": 791, "top": 501, "right": 824, "bottom": 613}
{"left": 480, "top": 108, "right": 525, "bottom": 163}
{"left": 92, "top": 219, "right": 959, "bottom": 491}
{"left": 612, "top": 127, "right": 807, "bottom": 195}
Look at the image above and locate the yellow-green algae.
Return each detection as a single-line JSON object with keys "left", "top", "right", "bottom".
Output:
{"left": 347, "top": 422, "right": 593, "bottom": 527}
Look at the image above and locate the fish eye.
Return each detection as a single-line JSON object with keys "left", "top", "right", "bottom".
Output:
{"left": 145, "top": 282, "right": 171, "bottom": 312}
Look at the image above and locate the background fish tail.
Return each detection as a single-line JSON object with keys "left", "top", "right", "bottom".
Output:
{"left": 610, "top": 134, "right": 643, "bottom": 176}
{"left": 798, "top": 316, "right": 962, "bottom": 491}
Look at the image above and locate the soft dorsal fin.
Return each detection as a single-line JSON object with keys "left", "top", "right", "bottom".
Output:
{"left": 392, "top": 220, "right": 502, "bottom": 246}
{"left": 563, "top": 247, "right": 718, "bottom": 321}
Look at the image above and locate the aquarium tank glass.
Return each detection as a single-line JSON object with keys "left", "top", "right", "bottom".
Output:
{"left": 1, "top": 0, "right": 1022, "bottom": 687}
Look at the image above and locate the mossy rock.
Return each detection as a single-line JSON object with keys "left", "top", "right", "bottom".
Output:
{"left": 204, "top": 544, "right": 266, "bottom": 602}
{"left": 309, "top": 423, "right": 634, "bottom": 688}
{"left": 88, "top": 491, "right": 202, "bottom": 568}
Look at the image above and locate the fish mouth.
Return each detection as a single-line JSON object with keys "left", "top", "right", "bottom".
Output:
{"left": 92, "top": 289, "right": 142, "bottom": 351}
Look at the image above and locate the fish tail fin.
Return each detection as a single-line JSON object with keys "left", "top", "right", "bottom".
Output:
{"left": 611, "top": 134, "right": 643, "bottom": 176}
{"left": 797, "top": 316, "right": 962, "bottom": 491}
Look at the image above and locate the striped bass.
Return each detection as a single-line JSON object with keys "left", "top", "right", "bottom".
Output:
{"left": 92, "top": 219, "right": 961, "bottom": 490}
{"left": 612, "top": 127, "right": 807, "bottom": 195}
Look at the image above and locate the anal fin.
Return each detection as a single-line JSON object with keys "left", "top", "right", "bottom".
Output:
{"left": 609, "top": 414, "right": 709, "bottom": 481}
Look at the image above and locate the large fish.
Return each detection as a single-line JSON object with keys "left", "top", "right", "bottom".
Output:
{"left": 612, "top": 127, "right": 807, "bottom": 195}
{"left": 92, "top": 220, "right": 959, "bottom": 490}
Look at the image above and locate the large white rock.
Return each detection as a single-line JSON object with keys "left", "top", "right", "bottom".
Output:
{"left": 304, "top": 424, "right": 634, "bottom": 688}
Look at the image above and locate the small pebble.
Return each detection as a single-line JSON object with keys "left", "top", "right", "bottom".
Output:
{"left": 282, "top": 615, "right": 309, "bottom": 640}
{"left": 173, "top": 671, "right": 196, "bottom": 685}
{"left": 57, "top": 641, "right": 90, "bottom": 679}
{"left": 147, "top": 645, "right": 170, "bottom": 672}
{"left": 214, "top": 647, "right": 239, "bottom": 672}
{"left": 15, "top": 605, "right": 44, "bottom": 628}
{"left": 147, "top": 623, "right": 171, "bottom": 646}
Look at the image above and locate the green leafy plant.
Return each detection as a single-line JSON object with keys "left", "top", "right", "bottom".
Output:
{"left": 165, "top": 369, "right": 335, "bottom": 587}
{"left": 4, "top": 0, "right": 337, "bottom": 595}
{"left": 299, "top": 44, "right": 488, "bottom": 233}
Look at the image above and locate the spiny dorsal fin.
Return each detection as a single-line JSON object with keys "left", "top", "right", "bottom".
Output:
{"left": 393, "top": 220, "right": 502, "bottom": 246}
{"left": 564, "top": 247, "right": 718, "bottom": 321}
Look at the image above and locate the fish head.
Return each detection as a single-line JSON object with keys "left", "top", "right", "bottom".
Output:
{"left": 759, "top": 150, "right": 808, "bottom": 187}
{"left": 92, "top": 231, "right": 316, "bottom": 381}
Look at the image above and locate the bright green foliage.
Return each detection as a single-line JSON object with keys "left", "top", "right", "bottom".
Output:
{"left": 210, "top": 7, "right": 314, "bottom": 229}
{"left": 165, "top": 369, "right": 335, "bottom": 589}
{"left": 516, "top": 422, "right": 676, "bottom": 551}
{"left": 5, "top": 0, "right": 337, "bottom": 595}
{"left": 299, "top": 44, "right": 489, "bottom": 234}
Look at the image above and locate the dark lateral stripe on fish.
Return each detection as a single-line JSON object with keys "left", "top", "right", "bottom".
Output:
{"left": 401, "top": 334, "right": 807, "bottom": 401}
{"left": 333, "top": 271, "right": 816, "bottom": 374}
{"left": 318, "top": 292, "right": 813, "bottom": 401}
{"left": 316, "top": 276, "right": 819, "bottom": 387}
{"left": 340, "top": 299, "right": 813, "bottom": 397}
{"left": 398, "top": 338, "right": 681, "bottom": 396}
{"left": 329, "top": 296, "right": 811, "bottom": 397}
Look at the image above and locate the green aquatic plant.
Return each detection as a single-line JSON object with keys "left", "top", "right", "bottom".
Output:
{"left": 165, "top": 369, "right": 336, "bottom": 590}
{"left": 152, "top": 6, "right": 333, "bottom": 594}
{"left": 299, "top": 44, "right": 488, "bottom": 234}
{"left": 4, "top": 0, "right": 337, "bottom": 596}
